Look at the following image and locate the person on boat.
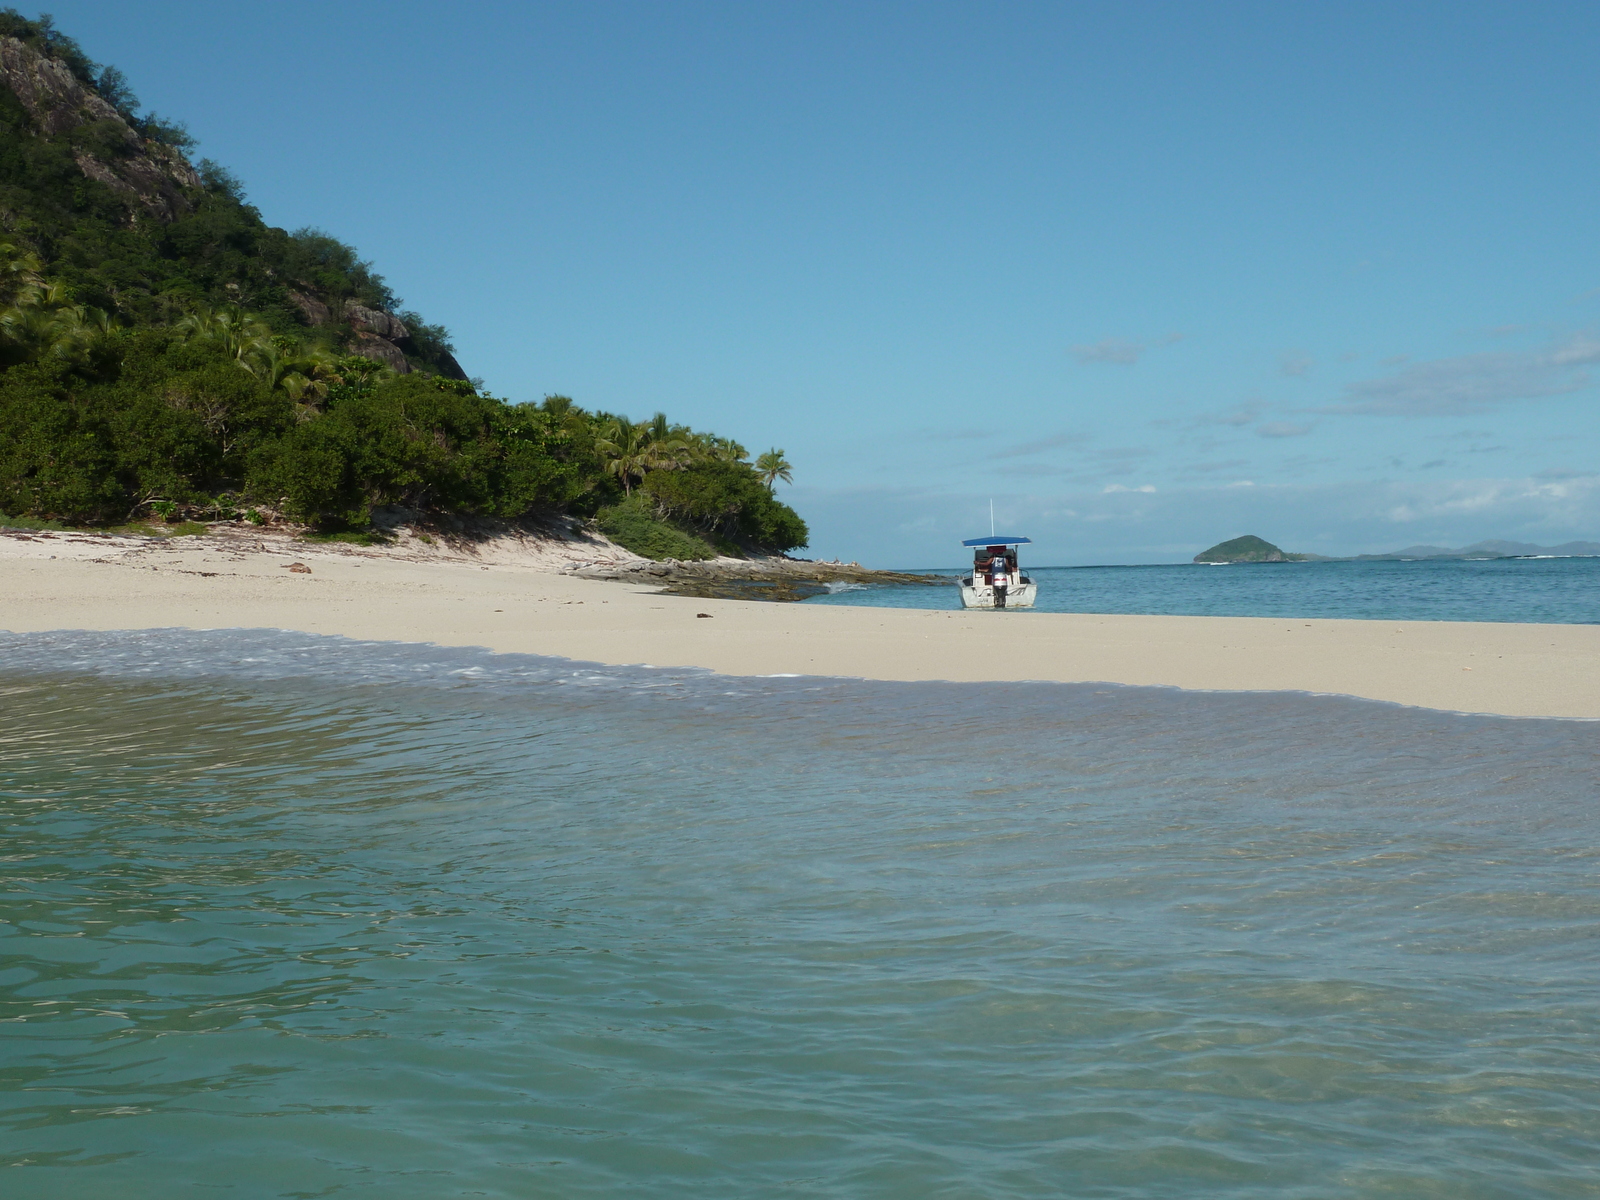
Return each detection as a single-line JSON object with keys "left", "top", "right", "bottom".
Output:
{"left": 988, "top": 551, "right": 1009, "bottom": 607}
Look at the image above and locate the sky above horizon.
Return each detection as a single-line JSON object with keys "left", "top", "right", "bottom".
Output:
{"left": 40, "top": 0, "right": 1600, "bottom": 565}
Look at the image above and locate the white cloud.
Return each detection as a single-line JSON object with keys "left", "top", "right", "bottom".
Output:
{"left": 1225, "top": 480, "right": 1255, "bottom": 488}
{"left": 1317, "top": 332, "right": 1600, "bottom": 417}
{"left": 1102, "top": 483, "right": 1157, "bottom": 493}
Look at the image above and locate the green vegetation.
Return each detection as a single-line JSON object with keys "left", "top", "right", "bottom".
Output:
{"left": 598, "top": 495, "right": 717, "bottom": 561}
{"left": 1194, "top": 535, "right": 1310, "bottom": 564}
{"left": 0, "top": 12, "right": 807, "bottom": 556}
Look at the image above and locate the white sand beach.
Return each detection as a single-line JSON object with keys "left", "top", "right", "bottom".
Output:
{"left": 1, "top": 526, "right": 1596, "bottom": 719}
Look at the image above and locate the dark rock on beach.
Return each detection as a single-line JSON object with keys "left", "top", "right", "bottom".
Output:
{"left": 571, "top": 557, "right": 949, "bottom": 602}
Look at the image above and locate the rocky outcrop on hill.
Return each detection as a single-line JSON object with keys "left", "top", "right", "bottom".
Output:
{"left": 282, "top": 296, "right": 415, "bottom": 373}
{"left": 0, "top": 35, "right": 199, "bottom": 220}
{"left": 0, "top": 26, "right": 468, "bottom": 380}
{"left": 344, "top": 304, "right": 412, "bottom": 372}
{"left": 347, "top": 304, "right": 408, "bottom": 341}
{"left": 287, "top": 290, "right": 331, "bottom": 327}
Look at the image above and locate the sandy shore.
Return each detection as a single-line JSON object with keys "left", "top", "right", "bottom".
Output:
{"left": 1, "top": 527, "right": 1596, "bottom": 718}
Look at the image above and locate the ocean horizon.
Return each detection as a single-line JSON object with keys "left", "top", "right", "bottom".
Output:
{"left": 808, "top": 554, "right": 1600, "bottom": 624}
{"left": 3, "top": 627, "right": 1597, "bottom": 1198}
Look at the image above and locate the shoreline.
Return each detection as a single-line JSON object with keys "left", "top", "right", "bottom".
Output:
{"left": 2, "top": 527, "right": 1597, "bottom": 719}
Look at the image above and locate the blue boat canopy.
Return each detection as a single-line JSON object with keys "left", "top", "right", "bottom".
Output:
{"left": 961, "top": 536, "right": 1031, "bottom": 546}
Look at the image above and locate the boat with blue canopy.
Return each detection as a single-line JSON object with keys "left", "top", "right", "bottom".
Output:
{"left": 959, "top": 536, "right": 1036, "bottom": 609}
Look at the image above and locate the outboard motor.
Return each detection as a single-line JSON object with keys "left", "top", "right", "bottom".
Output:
{"left": 988, "top": 547, "right": 1008, "bottom": 608}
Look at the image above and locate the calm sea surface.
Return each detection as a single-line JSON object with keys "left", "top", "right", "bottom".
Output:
{"left": 2, "top": 628, "right": 1598, "bottom": 1198}
{"left": 805, "top": 555, "right": 1600, "bottom": 623}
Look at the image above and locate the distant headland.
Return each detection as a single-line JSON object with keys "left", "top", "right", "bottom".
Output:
{"left": 1195, "top": 535, "right": 1600, "bottom": 564}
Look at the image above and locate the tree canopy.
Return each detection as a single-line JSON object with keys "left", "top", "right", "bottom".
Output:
{"left": 0, "top": 15, "right": 807, "bottom": 556}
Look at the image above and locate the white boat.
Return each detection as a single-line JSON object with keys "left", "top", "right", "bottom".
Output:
{"left": 958, "top": 536, "right": 1037, "bottom": 609}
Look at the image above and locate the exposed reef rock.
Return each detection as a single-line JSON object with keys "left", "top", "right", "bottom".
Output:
{"left": 571, "top": 557, "right": 948, "bottom": 602}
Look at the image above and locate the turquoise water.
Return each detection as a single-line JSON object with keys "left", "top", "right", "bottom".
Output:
{"left": 3, "top": 629, "right": 1599, "bottom": 1198}
{"left": 806, "top": 555, "right": 1600, "bottom": 623}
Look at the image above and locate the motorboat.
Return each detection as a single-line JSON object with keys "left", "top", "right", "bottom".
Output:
{"left": 958, "top": 536, "right": 1036, "bottom": 609}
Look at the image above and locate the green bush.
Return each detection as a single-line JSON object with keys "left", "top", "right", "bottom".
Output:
{"left": 597, "top": 495, "right": 716, "bottom": 561}
{"left": 643, "top": 460, "right": 808, "bottom": 553}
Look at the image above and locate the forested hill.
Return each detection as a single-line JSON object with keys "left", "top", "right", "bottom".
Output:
{"left": 0, "top": 12, "right": 806, "bottom": 556}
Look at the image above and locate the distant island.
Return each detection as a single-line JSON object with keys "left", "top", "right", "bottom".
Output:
{"left": 1195, "top": 535, "right": 1600, "bottom": 564}
{"left": 1193, "top": 535, "right": 1313, "bottom": 563}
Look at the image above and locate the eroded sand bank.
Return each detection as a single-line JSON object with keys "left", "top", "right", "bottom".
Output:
{"left": 2, "top": 528, "right": 1596, "bottom": 718}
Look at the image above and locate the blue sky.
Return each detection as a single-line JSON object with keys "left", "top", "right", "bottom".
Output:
{"left": 42, "top": 0, "right": 1600, "bottom": 565}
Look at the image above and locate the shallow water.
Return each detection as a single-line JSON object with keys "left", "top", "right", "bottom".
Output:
{"left": 806, "top": 555, "right": 1600, "bottom": 623}
{"left": 2, "top": 629, "right": 1598, "bottom": 1197}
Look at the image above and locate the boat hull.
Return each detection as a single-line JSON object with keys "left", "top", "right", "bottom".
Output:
{"left": 959, "top": 581, "right": 1037, "bottom": 609}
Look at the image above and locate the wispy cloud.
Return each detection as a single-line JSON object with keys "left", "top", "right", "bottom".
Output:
{"left": 1257, "top": 421, "right": 1314, "bottom": 438}
{"left": 911, "top": 427, "right": 995, "bottom": 443}
{"left": 1314, "top": 332, "right": 1600, "bottom": 417}
{"left": 1070, "top": 337, "right": 1144, "bottom": 365}
{"left": 1070, "top": 332, "right": 1182, "bottom": 366}
{"left": 990, "top": 432, "right": 1089, "bottom": 459}
{"left": 1279, "top": 351, "right": 1312, "bottom": 377}
{"left": 1191, "top": 401, "right": 1262, "bottom": 428}
{"left": 1102, "top": 483, "right": 1157, "bottom": 493}
{"left": 1180, "top": 458, "right": 1251, "bottom": 473}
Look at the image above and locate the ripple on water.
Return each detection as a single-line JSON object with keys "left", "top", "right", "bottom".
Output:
{"left": 0, "top": 628, "right": 1597, "bottom": 1198}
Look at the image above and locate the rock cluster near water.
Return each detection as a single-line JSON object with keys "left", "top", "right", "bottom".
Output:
{"left": 568, "top": 557, "right": 948, "bottom": 602}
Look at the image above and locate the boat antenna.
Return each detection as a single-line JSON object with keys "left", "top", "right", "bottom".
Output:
{"left": 989, "top": 499, "right": 995, "bottom": 537}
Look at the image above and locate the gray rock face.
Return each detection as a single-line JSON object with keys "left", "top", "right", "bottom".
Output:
{"left": 348, "top": 331, "right": 411, "bottom": 373}
{"left": 0, "top": 37, "right": 121, "bottom": 134}
{"left": 0, "top": 36, "right": 198, "bottom": 220}
{"left": 346, "top": 304, "right": 409, "bottom": 342}
{"left": 288, "top": 290, "right": 332, "bottom": 327}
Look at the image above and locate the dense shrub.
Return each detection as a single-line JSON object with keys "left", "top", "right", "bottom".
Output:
{"left": 597, "top": 495, "right": 717, "bottom": 561}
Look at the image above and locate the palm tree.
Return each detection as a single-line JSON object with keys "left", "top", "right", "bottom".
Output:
{"left": 595, "top": 415, "right": 697, "bottom": 496}
{"left": 685, "top": 431, "right": 748, "bottom": 463}
{"left": 0, "top": 240, "right": 46, "bottom": 308}
{"left": 0, "top": 282, "right": 116, "bottom": 366}
{"left": 755, "top": 448, "right": 792, "bottom": 492}
{"left": 174, "top": 304, "right": 273, "bottom": 365}
{"left": 594, "top": 418, "right": 654, "bottom": 496}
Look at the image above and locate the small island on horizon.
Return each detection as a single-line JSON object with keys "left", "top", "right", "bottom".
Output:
{"left": 1196, "top": 534, "right": 1600, "bottom": 564}
{"left": 1194, "top": 535, "right": 1312, "bottom": 563}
